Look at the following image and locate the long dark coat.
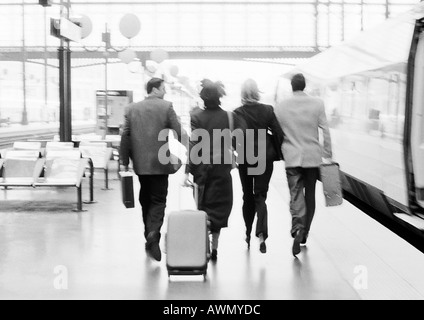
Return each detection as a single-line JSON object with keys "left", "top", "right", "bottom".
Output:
{"left": 186, "top": 106, "right": 235, "bottom": 231}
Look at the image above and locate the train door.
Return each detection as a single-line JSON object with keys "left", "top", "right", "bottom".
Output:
{"left": 408, "top": 20, "right": 424, "bottom": 210}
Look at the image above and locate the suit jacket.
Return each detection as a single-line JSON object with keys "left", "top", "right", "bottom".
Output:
{"left": 233, "top": 102, "right": 284, "bottom": 163}
{"left": 120, "top": 96, "right": 188, "bottom": 175}
{"left": 274, "top": 91, "right": 332, "bottom": 168}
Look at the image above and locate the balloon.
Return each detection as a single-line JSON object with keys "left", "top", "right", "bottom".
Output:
{"left": 119, "top": 14, "right": 141, "bottom": 39}
{"left": 169, "top": 65, "right": 179, "bottom": 77}
{"left": 75, "top": 14, "right": 92, "bottom": 39}
{"left": 145, "top": 60, "right": 158, "bottom": 73}
{"left": 118, "top": 49, "right": 137, "bottom": 64}
{"left": 128, "top": 61, "right": 142, "bottom": 73}
{"left": 150, "top": 48, "right": 169, "bottom": 63}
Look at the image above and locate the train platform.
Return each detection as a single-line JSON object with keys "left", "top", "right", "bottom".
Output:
{"left": 0, "top": 161, "right": 424, "bottom": 300}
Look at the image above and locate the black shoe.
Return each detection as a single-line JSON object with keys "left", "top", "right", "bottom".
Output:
{"left": 245, "top": 236, "right": 251, "bottom": 249}
{"left": 210, "top": 249, "right": 217, "bottom": 261}
{"left": 301, "top": 232, "right": 308, "bottom": 245}
{"left": 148, "top": 241, "right": 162, "bottom": 262}
{"left": 292, "top": 230, "right": 304, "bottom": 256}
{"left": 146, "top": 231, "right": 161, "bottom": 261}
{"left": 259, "top": 241, "right": 266, "bottom": 254}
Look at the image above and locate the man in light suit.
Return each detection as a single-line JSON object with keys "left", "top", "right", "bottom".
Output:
{"left": 120, "top": 77, "right": 188, "bottom": 262}
{"left": 274, "top": 73, "right": 332, "bottom": 256}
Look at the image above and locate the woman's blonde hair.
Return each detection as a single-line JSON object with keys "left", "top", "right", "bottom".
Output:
{"left": 241, "top": 78, "right": 260, "bottom": 105}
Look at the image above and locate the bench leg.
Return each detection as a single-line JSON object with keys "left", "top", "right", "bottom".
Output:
{"left": 84, "top": 172, "right": 96, "bottom": 204}
{"left": 84, "top": 159, "right": 96, "bottom": 204}
{"left": 73, "top": 186, "right": 86, "bottom": 212}
{"left": 102, "top": 168, "right": 112, "bottom": 190}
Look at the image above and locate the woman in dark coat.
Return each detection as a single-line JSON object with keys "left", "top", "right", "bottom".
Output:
{"left": 233, "top": 78, "right": 284, "bottom": 254}
{"left": 184, "top": 79, "right": 239, "bottom": 261}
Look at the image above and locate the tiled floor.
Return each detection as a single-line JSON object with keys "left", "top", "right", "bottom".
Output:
{"left": 0, "top": 161, "right": 423, "bottom": 300}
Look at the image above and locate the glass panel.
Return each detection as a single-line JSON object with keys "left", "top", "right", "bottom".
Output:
{"left": 318, "top": 4, "right": 329, "bottom": 47}
{"left": 0, "top": 6, "right": 22, "bottom": 46}
{"left": 224, "top": 5, "right": 246, "bottom": 47}
{"left": 24, "top": 6, "right": 46, "bottom": 47}
{"left": 329, "top": 4, "right": 343, "bottom": 46}
{"left": 246, "top": 5, "right": 269, "bottom": 46}
{"left": 268, "top": 6, "right": 291, "bottom": 47}
{"left": 344, "top": 4, "right": 362, "bottom": 41}
{"left": 0, "top": 0, "right": 420, "bottom": 135}
{"left": 156, "top": 5, "right": 179, "bottom": 47}
{"left": 364, "top": 0, "right": 387, "bottom": 3}
{"left": 179, "top": 5, "right": 202, "bottom": 47}
{"left": 363, "top": 4, "right": 386, "bottom": 30}
{"left": 201, "top": 5, "right": 223, "bottom": 46}
{"left": 0, "top": 61, "right": 24, "bottom": 124}
{"left": 291, "top": 5, "right": 315, "bottom": 47}
{"left": 389, "top": 5, "right": 416, "bottom": 18}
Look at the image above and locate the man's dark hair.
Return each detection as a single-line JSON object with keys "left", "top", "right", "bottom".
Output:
{"left": 291, "top": 73, "right": 306, "bottom": 92}
{"left": 146, "top": 77, "right": 164, "bottom": 94}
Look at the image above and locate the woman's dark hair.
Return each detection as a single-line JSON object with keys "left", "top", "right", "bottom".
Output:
{"left": 291, "top": 73, "right": 306, "bottom": 91}
{"left": 146, "top": 77, "right": 164, "bottom": 94}
{"left": 199, "top": 79, "right": 226, "bottom": 108}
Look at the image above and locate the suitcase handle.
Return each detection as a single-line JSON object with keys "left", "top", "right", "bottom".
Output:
{"left": 183, "top": 179, "right": 199, "bottom": 209}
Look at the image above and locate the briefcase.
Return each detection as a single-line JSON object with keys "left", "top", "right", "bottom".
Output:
{"left": 119, "top": 171, "right": 135, "bottom": 208}
{"left": 320, "top": 162, "right": 343, "bottom": 207}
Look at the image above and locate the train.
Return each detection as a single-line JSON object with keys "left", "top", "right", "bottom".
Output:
{"left": 275, "top": 2, "right": 424, "bottom": 252}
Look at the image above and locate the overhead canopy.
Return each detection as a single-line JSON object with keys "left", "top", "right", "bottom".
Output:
{"left": 288, "top": 2, "right": 424, "bottom": 82}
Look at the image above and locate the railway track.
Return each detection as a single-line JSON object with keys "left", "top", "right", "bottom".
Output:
{"left": 0, "top": 123, "right": 96, "bottom": 149}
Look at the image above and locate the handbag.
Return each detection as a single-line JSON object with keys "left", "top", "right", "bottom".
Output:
{"left": 226, "top": 111, "right": 237, "bottom": 169}
{"left": 266, "top": 131, "right": 283, "bottom": 162}
{"left": 119, "top": 171, "right": 135, "bottom": 208}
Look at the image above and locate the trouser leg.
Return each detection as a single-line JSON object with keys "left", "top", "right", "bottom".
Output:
{"left": 146, "top": 175, "right": 169, "bottom": 235}
{"left": 303, "top": 168, "right": 319, "bottom": 234}
{"left": 286, "top": 167, "right": 306, "bottom": 237}
{"left": 253, "top": 161, "right": 273, "bottom": 240}
{"left": 138, "top": 174, "right": 169, "bottom": 237}
{"left": 138, "top": 175, "right": 151, "bottom": 240}
{"left": 238, "top": 165, "right": 255, "bottom": 238}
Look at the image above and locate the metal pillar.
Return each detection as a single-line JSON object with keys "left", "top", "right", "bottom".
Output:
{"left": 21, "top": 0, "right": 28, "bottom": 125}
{"left": 59, "top": 46, "right": 72, "bottom": 142}
{"left": 58, "top": 0, "right": 72, "bottom": 142}
{"left": 102, "top": 24, "right": 110, "bottom": 139}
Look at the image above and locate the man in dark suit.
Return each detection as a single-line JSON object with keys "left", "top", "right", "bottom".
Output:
{"left": 120, "top": 77, "right": 188, "bottom": 261}
{"left": 274, "top": 73, "right": 333, "bottom": 256}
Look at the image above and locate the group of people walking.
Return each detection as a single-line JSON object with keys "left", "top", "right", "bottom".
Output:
{"left": 120, "top": 73, "right": 332, "bottom": 262}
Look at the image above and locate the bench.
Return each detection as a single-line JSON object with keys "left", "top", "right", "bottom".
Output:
{"left": 79, "top": 141, "right": 113, "bottom": 190}
{"left": 33, "top": 157, "right": 90, "bottom": 211}
{"left": 0, "top": 118, "right": 10, "bottom": 126}
{"left": 1, "top": 142, "right": 43, "bottom": 159}
{"left": 45, "top": 149, "right": 95, "bottom": 204}
{"left": 0, "top": 157, "right": 45, "bottom": 188}
{"left": 0, "top": 149, "right": 93, "bottom": 211}
{"left": 45, "top": 141, "right": 75, "bottom": 153}
{"left": 0, "top": 150, "right": 42, "bottom": 187}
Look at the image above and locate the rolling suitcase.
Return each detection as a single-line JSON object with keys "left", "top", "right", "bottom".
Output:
{"left": 166, "top": 182, "right": 209, "bottom": 278}
{"left": 320, "top": 162, "right": 343, "bottom": 207}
